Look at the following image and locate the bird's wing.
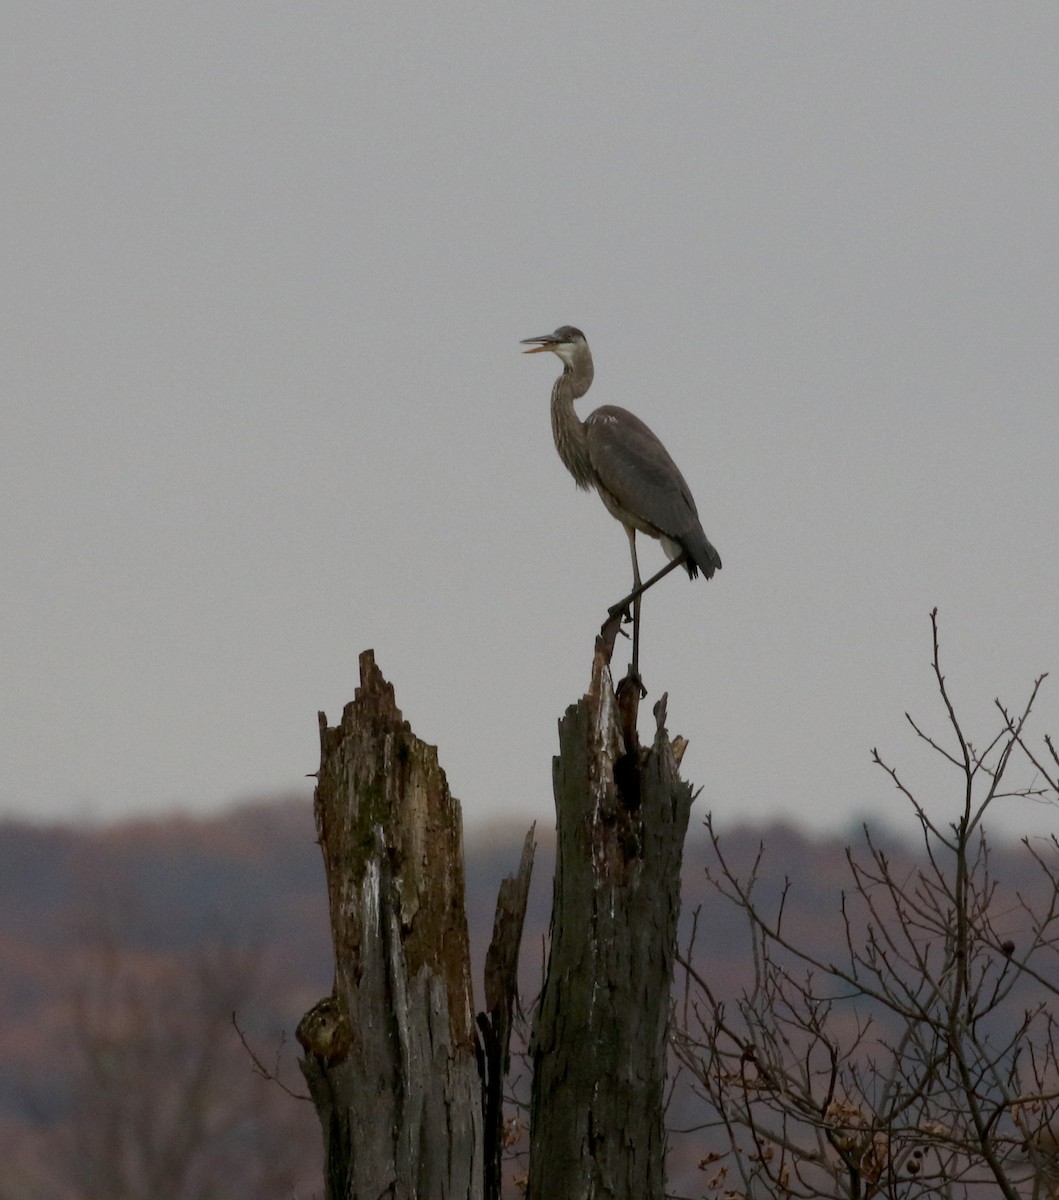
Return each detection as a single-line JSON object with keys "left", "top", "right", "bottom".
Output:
{"left": 584, "top": 405, "right": 700, "bottom": 538}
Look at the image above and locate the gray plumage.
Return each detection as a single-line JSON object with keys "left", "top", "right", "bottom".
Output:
{"left": 522, "top": 325, "right": 722, "bottom": 582}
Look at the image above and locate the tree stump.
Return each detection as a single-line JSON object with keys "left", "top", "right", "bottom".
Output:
{"left": 297, "top": 650, "right": 482, "bottom": 1200}
{"left": 527, "top": 639, "right": 695, "bottom": 1200}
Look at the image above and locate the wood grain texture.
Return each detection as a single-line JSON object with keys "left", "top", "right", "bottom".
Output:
{"left": 298, "top": 650, "right": 482, "bottom": 1200}
{"left": 528, "top": 644, "right": 695, "bottom": 1200}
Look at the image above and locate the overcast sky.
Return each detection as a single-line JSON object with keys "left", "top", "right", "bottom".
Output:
{"left": 3, "top": 4, "right": 1058, "bottom": 841}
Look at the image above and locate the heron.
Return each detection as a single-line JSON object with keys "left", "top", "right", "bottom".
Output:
{"left": 522, "top": 325, "right": 721, "bottom": 678}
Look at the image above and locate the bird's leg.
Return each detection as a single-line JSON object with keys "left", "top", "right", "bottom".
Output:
{"left": 607, "top": 552, "right": 687, "bottom": 621}
{"left": 631, "top": 588, "right": 646, "bottom": 697}
{"left": 626, "top": 528, "right": 642, "bottom": 678}
{"left": 622, "top": 528, "right": 648, "bottom": 696}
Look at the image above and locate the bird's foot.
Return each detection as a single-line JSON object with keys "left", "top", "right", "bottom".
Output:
{"left": 600, "top": 607, "right": 629, "bottom": 645}
{"left": 597, "top": 608, "right": 624, "bottom": 666}
{"left": 624, "top": 662, "right": 647, "bottom": 699}
{"left": 598, "top": 609, "right": 637, "bottom": 672}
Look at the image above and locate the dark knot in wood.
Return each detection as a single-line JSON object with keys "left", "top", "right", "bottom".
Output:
{"left": 296, "top": 996, "right": 353, "bottom": 1067}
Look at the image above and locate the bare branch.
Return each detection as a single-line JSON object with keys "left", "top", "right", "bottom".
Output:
{"left": 676, "top": 612, "right": 1059, "bottom": 1200}
{"left": 231, "top": 1013, "right": 310, "bottom": 1102}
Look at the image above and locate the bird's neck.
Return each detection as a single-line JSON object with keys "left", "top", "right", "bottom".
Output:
{"left": 551, "top": 362, "right": 595, "bottom": 491}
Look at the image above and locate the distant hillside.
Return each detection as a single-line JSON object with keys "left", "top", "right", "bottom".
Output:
{"left": 0, "top": 798, "right": 1051, "bottom": 1198}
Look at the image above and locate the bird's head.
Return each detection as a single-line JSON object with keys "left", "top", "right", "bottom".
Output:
{"left": 521, "top": 326, "right": 588, "bottom": 371}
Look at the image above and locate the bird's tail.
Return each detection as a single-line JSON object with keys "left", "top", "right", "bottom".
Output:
{"left": 684, "top": 527, "right": 722, "bottom": 581}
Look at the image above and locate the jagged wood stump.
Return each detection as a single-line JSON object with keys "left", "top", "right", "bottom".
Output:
{"left": 527, "top": 638, "right": 696, "bottom": 1200}
{"left": 297, "top": 651, "right": 482, "bottom": 1200}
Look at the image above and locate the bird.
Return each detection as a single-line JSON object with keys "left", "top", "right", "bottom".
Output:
{"left": 521, "top": 325, "right": 721, "bottom": 677}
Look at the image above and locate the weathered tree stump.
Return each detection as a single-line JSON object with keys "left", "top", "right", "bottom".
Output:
{"left": 296, "top": 640, "right": 693, "bottom": 1200}
{"left": 527, "top": 637, "right": 696, "bottom": 1200}
{"left": 297, "top": 650, "right": 482, "bottom": 1200}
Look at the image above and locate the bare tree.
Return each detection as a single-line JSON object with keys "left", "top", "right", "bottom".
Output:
{"left": 676, "top": 610, "right": 1059, "bottom": 1199}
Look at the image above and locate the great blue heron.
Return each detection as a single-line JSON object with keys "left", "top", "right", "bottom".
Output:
{"left": 522, "top": 325, "right": 721, "bottom": 677}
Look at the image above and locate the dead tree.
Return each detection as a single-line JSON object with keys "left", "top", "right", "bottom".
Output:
{"left": 298, "top": 637, "right": 697, "bottom": 1200}
{"left": 527, "top": 635, "right": 696, "bottom": 1200}
{"left": 297, "top": 651, "right": 484, "bottom": 1200}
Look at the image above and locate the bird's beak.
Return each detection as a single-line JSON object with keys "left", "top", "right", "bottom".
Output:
{"left": 521, "top": 334, "right": 558, "bottom": 355}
